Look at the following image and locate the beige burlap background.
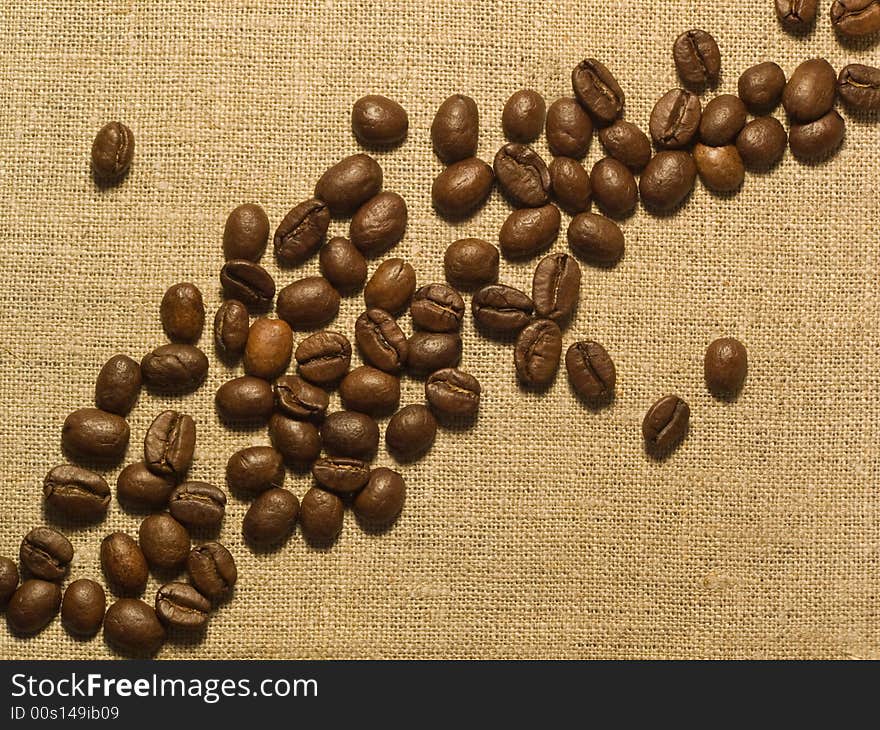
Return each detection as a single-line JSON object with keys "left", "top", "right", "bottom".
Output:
{"left": 0, "top": 0, "right": 877, "bottom": 660}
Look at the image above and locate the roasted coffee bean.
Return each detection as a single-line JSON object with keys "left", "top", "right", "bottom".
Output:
{"left": 471, "top": 284, "right": 534, "bottom": 333}
{"left": 320, "top": 411, "right": 379, "bottom": 459}
{"left": 101, "top": 532, "right": 148, "bottom": 595}
{"left": 319, "top": 237, "right": 368, "bottom": 294}
{"left": 103, "top": 599, "right": 165, "bottom": 656}
{"left": 693, "top": 144, "right": 745, "bottom": 193}
{"left": 242, "top": 488, "right": 299, "bottom": 545}
{"left": 117, "top": 462, "right": 175, "bottom": 510}
{"left": 268, "top": 414, "right": 322, "bottom": 466}
{"left": 276, "top": 276, "right": 340, "bottom": 330}
{"left": 431, "top": 94, "right": 479, "bottom": 163}
{"left": 62, "top": 408, "right": 130, "bottom": 460}
{"left": 274, "top": 199, "right": 330, "bottom": 266}
{"left": 187, "top": 542, "right": 237, "bottom": 601}
{"left": 91, "top": 122, "right": 134, "bottom": 184}
{"left": 295, "top": 331, "right": 352, "bottom": 385}
{"left": 160, "top": 283, "right": 204, "bottom": 343}
{"left": 571, "top": 58, "right": 625, "bottom": 125}
{"left": 789, "top": 110, "right": 846, "bottom": 161}
{"left": 425, "top": 368, "right": 481, "bottom": 417}
{"left": 650, "top": 89, "right": 702, "bottom": 149}
{"left": 215, "top": 376, "right": 274, "bottom": 422}
{"left": 444, "top": 238, "right": 499, "bottom": 289}
{"left": 364, "top": 258, "right": 416, "bottom": 314}
{"left": 532, "top": 253, "right": 581, "bottom": 324}
{"left": 597, "top": 120, "right": 653, "bottom": 171}
{"left": 639, "top": 151, "right": 697, "bottom": 213}
{"left": 139, "top": 514, "right": 190, "bottom": 571}
{"left": 355, "top": 309, "right": 408, "bottom": 372}
{"left": 783, "top": 59, "right": 837, "bottom": 123}
{"left": 43, "top": 465, "right": 110, "bottom": 520}
{"left": 61, "top": 579, "right": 105, "bottom": 636}
{"left": 144, "top": 410, "right": 196, "bottom": 479}
{"left": 312, "top": 457, "right": 371, "bottom": 493}
{"left": 566, "top": 340, "right": 616, "bottom": 401}
{"left": 95, "top": 354, "right": 142, "bottom": 415}
{"left": 705, "top": 337, "right": 748, "bottom": 398}
{"left": 352, "top": 95, "right": 409, "bottom": 147}
{"left": 502, "top": 89, "right": 546, "bottom": 143}
{"left": 545, "top": 97, "right": 593, "bottom": 159}
{"left": 141, "top": 344, "right": 208, "bottom": 393}
{"left": 643, "top": 395, "right": 690, "bottom": 457}
{"left": 226, "top": 447, "right": 285, "bottom": 495}
{"left": 432, "top": 157, "right": 495, "bottom": 220}
{"left": 169, "top": 482, "right": 226, "bottom": 530}
{"left": 213, "top": 299, "right": 250, "bottom": 358}
{"left": 274, "top": 375, "right": 329, "bottom": 420}
{"left": 20, "top": 527, "right": 73, "bottom": 581}
{"left": 314, "top": 153, "right": 383, "bottom": 217}
{"left": 7, "top": 580, "right": 61, "bottom": 634}
{"left": 838, "top": 64, "right": 880, "bottom": 111}
{"left": 699, "top": 95, "right": 747, "bottom": 146}
{"left": 223, "top": 203, "right": 269, "bottom": 262}
{"left": 410, "top": 283, "right": 465, "bottom": 332}
{"left": 340, "top": 366, "right": 400, "bottom": 415}
{"left": 300, "top": 487, "right": 345, "bottom": 544}
{"left": 567, "top": 212, "right": 625, "bottom": 267}
{"left": 406, "top": 332, "right": 463, "bottom": 375}
{"left": 243, "top": 317, "right": 293, "bottom": 380}
{"left": 155, "top": 582, "right": 210, "bottom": 630}
{"left": 548, "top": 157, "right": 591, "bottom": 214}
{"left": 738, "top": 62, "right": 786, "bottom": 113}
{"left": 498, "top": 204, "right": 561, "bottom": 259}
{"left": 0, "top": 557, "right": 19, "bottom": 606}
{"left": 353, "top": 468, "right": 405, "bottom": 525}
{"left": 590, "top": 157, "right": 638, "bottom": 218}
{"left": 736, "top": 117, "right": 787, "bottom": 169}
{"left": 831, "top": 0, "right": 880, "bottom": 37}
{"left": 494, "top": 143, "right": 551, "bottom": 207}
{"left": 673, "top": 29, "right": 721, "bottom": 88}
{"left": 385, "top": 404, "right": 437, "bottom": 460}
{"left": 350, "top": 192, "right": 408, "bottom": 257}
{"left": 776, "top": 0, "right": 818, "bottom": 31}
{"left": 219, "top": 260, "right": 276, "bottom": 307}
{"left": 514, "top": 319, "right": 563, "bottom": 386}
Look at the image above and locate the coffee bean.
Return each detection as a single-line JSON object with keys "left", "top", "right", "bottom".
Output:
{"left": 104, "top": 599, "right": 165, "bottom": 656}
{"left": 783, "top": 59, "right": 837, "bottom": 123}
{"left": 223, "top": 203, "right": 269, "bottom": 262}
{"left": 101, "top": 532, "right": 148, "bottom": 595}
{"left": 407, "top": 332, "right": 463, "bottom": 375}
{"left": 274, "top": 198, "right": 330, "bottom": 266}
{"left": 350, "top": 192, "right": 408, "bottom": 257}
{"left": 502, "top": 89, "right": 546, "bottom": 143}
{"left": 738, "top": 62, "right": 787, "bottom": 113}
{"left": 699, "top": 95, "right": 747, "bottom": 146}
{"left": 340, "top": 366, "right": 400, "bottom": 415}
{"left": 219, "top": 260, "right": 276, "bottom": 308}
{"left": 789, "top": 110, "right": 846, "bottom": 161}
{"left": 213, "top": 300, "right": 250, "bottom": 359}
{"left": 319, "top": 237, "right": 368, "bottom": 294}
{"left": 639, "top": 151, "right": 697, "bottom": 213}
{"left": 139, "top": 514, "right": 190, "bottom": 571}
{"left": 590, "top": 157, "right": 638, "bottom": 218}
{"left": 7, "top": 580, "right": 61, "bottom": 634}
{"left": 295, "top": 331, "right": 352, "bottom": 385}
{"left": 545, "top": 97, "right": 593, "bottom": 159}
{"left": 432, "top": 158, "right": 494, "bottom": 220}
{"left": 320, "top": 411, "right": 379, "bottom": 459}
{"left": 673, "top": 29, "right": 721, "bottom": 88}
{"left": 597, "top": 120, "right": 653, "bottom": 171}
{"left": 471, "top": 284, "right": 534, "bottom": 333}
{"left": 274, "top": 375, "right": 329, "bottom": 420}
{"left": 650, "top": 89, "right": 702, "bottom": 149}
{"left": 141, "top": 344, "right": 209, "bottom": 392}
{"left": 91, "top": 122, "right": 134, "bottom": 184}
{"left": 0, "top": 557, "right": 19, "bottom": 606}
{"left": 693, "top": 144, "right": 745, "bottom": 193}
{"left": 298, "top": 488, "right": 343, "bottom": 545}
{"left": 532, "top": 252, "right": 581, "bottom": 324}
{"left": 187, "top": 542, "right": 237, "bottom": 601}
{"left": 548, "top": 157, "right": 591, "bottom": 215}
{"left": 353, "top": 468, "right": 405, "bottom": 525}
{"left": 62, "top": 408, "right": 130, "bottom": 460}
{"left": 776, "top": 0, "right": 818, "bottom": 31}
{"left": 117, "top": 462, "right": 175, "bottom": 510}
{"left": 312, "top": 457, "right": 371, "bottom": 494}
{"left": 705, "top": 337, "right": 748, "bottom": 399}
{"left": 493, "top": 143, "right": 551, "bottom": 207}
{"left": 498, "top": 204, "right": 561, "bottom": 259}
{"left": 385, "top": 404, "right": 437, "bottom": 460}
{"left": 169, "top": 482, "right": 226, "bottom": 530}
{"left": 160, "top": 283, "right": 204, "bottom": 343}
{"left": 242, "top": 488, "right": 299, "bottom": 545}
{"left": 514, "top": 319, "right": 563, "bottom": 386}
{"left": 444, "top": 238, "right": 499, "bottom": 289}
{"left": 20, "top": 527, "right": 73, "bottom": 581}
{"left": 226, "top": 447, "right": 285, "bottom": 495}
{"left": 215, "top": 376, "right": 274, "bottom": 422}
{"left": 355, "top": 309, "right": 409, "bottom": 372}
{"left": 352, "top": 95, "right": 409, "bottom": 146}
{"left": 364, "top": 258, "right": 417, "bottom": 314}
{"left": 831, "top": 0, "right": 880, "bottom": 37}
{"left": 838, "top": 64, "right": 880, "bottom": 111}
{"left": 243, "top": 317, "right": 293, "bottom": 380}
{"left": 736, "top": 117, "right": 788, "bottom": 169}
{"left": 61, "top": 579, "right": 105, "bottom": 636}
{"left": 144, "top": 410, "right": 196, "bottom": 479}
{"left": 567, "top": 212, "right": 625, "bottom": 267}
{"left": 571, "top": 58, "right": 625, "bottom": 125}
{"left": 425, "top": 368, "right": 481, "bottom": 417}
{"left": 95, "top": 354, "right": 142, "bottom": 416}
{"left": 642, "top": 395, "right": 690, "bottom": 457}
{"left": 566, "top": 340, "right": 616, "bottom": 401}
{"left": 410, "top": 283, "right": 465, "bottom": 333}
{"left": 431, "top": 94, "right": 479, "bottom": 163}
{"left": 268, "top": 414, "right": 322, "bottom": 467}
{"left": 276, "top": 276, "right": 340, "bottom": 330}
{"left": 155, "top": 582, "right": 210, "bottom": 630}
{"left": 314, "top": 154, "right": 383, "bottom": 217}
{"left": 43, "top": 465, "right": 110, "bottom": 521}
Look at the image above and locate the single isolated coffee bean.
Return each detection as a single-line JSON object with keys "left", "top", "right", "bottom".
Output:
{"left": 215, "top": 376, "right": 274, "bottom": 422}
{"left": 444, "top": 238, "right": 499, "bottom": 289}
{"left": 705, "top": 337, "right": 748, "bottom": 399}
{"left": 598, "top": 120, "right": 652, "bottom": 171}
{"left": 571, "top": 58, "right": 625, "bottom": 125}
{"left": 352, "top": 95, "right": 409, "bottom": 147}
{"left": 187, "top": 542, "right": 237, "bottom": 601}
{"left": 0, "top": 557, "right": 19, "bottom": 606}
{"left": 295, "top": 331, "right": 352, "bottom": 385}
{"left": 276, "top": 276, "right": 340, "bottom": 330}
{"left": 776, "top": 0, "right": 818, "bottom": 31}
{"left": 314, "top": 154, "right": 383, "bottom": 217}
{"left": 410, "top": 283, "right": 465, "bottom": 332}
{"left": 639, "top": 151, "right": 697, "bottom": 213}
{"left": 425, "top": 368, "right": 481, "bottom": 417}
{"left": 699, "top": 95, "right": 747, "bottom": 146}
{"left": 693, "top": 144, "right": 745, "bottom": 193}
{"left": 566, "top": 340, "right": 616, "bottom": 402}
{"left": 650, "top": 89, "right": 702, "bottom": 149}
{"left": 160, "top": 283, "right": 204, "bottom": 343}
{"left": 138, "top": 514, "right": 190, "bottom": 571}
{"left": 340, "top": 366, "right": 400, "bottom": 416}
{"left": 514, "top": 319, "right": 563, "bottom": 387}
{"left": 223, "top": 203, "right": 269, "bottom": 262}
{"left": 117, "top": 462, "right": 175, "bottom": 510}
{"left": 493, "top": 143, "right": 551, "bottom": 208}
{"left": 20, "top": 527, "right": 73, "bottom": 581}
{"left": 62, "top": 408, "right": 130, "bottom": 460}
{"left": 471, "top": 284, "right": 534, "bottom": 333}
{"left": 498, "top": 204, "right": 561, "bottom": 259}
{"left": 274, "top": 198, "right": 330, "bottom": 266}
{"left": 350, "top": 191, "right": 408, "bottom": 257}
{"left": 91, "top": 122, "right": 134, "bottom": 184}
{"left": 838, "top": 64, "right": 880, "bottom": 111}
{"left": 140, "top": 344, "right": 208, "bottom": 393}
{"left": 590, "top": 157, "right": 638, "bottom": 218}
{"left": 242, "top": 488, "right": 299, "bottom": 545}
{"left": 673, "top": 29, "right": 721, "bottom": 88}
{"left": 783, "top": 59, "right": 837, "bottom": 123}
{"left": 567, "top": 212, "right": 625, "bottom": 267}
{"left": 274, "top": 374, "right": 329, "bottom": 421}
{"left": 299, "top": 487, "right": 345, "bottom": 545}
{"left": 431, "top": 94, "right": 479, "bottom": 163}
{"left": 406, "top": 332, "right": 463, "bottom": 375}
{"left": 312, "top": 457, "right": 371, "bottom": 493}
{"left": 319, "top": 237, "right": 368, "bottom": 294}
{"left": 532, "top": 253, "right": 581, "bottom": 324}
{"left": 6, "top": 580, "right": 61, "bottom": 635}
{"left": 61, "top": 578, "right": 105, "bottom": 636}
{"left": 502, "top": 89, "right": 546, "bottom": 143}
{"left": 243, "top": 317, "right": 293, "bottom": 380}
{"left": 831, "top": 0, "right": 880, "bottom": 37}
{"left": 353, "top": 468, "right": 405, "bottom": 525}
{"left": 101, "top": 532, "right": 148, "bottom": 596}
{"left": 103, "top": 599, "right": 165, "bottom": 656}
{"left": 169, "top": 482, "right": 226, "bottom": 530}
{"left": 213, "top": 299, "right": 250, "bottom": 358}
{"left": 548, "top": 157, "right": 592, "bottom": 214}
{"left": 219, "top": 260, "right": 275, "bottom": 308}
{"left": 643, "top": 395, "right": 690, "bottom": 457}
{"left": 738, "top": 62, "right": 786, "bottom": 113}
{"left": 155, "top": 582, "right": 210, "bottom": 630}
{"left": 320, "top": 411, "right": 380, "bottom": 460}
{"left": 95, "top": 354, "right": 142, "bottom": 416}
{"left": 355, "top": 309, "right": 408, "bottom": 373}
{"left": 144, "top": 410, "right": 196, "bottom": 479}
{"left": 268, "top": 414, "right": 322, "bottom": 467}
{"left": 43, "top": 465, "right": 111, "bottom": 521}
{"left": 545, "top": 97, "right": 593, "bottom": 159}
{"left": 736, "top": 117, "right": 788, "bottom": 169}
{"left": 789, "top": 110, "right": 845, "bottom": 161}
{"left": 226, "top": 446, "right": 285, "bottom": 496}
{"left": 385, "top": 404, "right": 437, "bottom": 460}
{"left": 364, "top": 258, "right": 417, "bottom": 314}
{"left": 431, "top": 158, "right": 495, "bottom": 220}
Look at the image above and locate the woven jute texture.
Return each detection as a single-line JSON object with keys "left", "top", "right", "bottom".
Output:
{"left": 0, "top": 0, "right": 877, "bottom": 660}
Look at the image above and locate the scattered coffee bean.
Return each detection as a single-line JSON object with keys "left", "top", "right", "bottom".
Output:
{"left": 213, "top": 299, "right": 250, "bottom": 358}
{"left": 597, "top": 120, "right": 653, "bottom": 171}
{"left": 444, "top": 238, "right": 499, "bottom": 289}
{"left": 226, "top": 446, "right": 285, "bottom": 495}
{"left": 471, "top": 284, "right": 534, "bottom": 333}
{"left": 274, "top": 375, "right": 329, "bottom": 420}
{"left": 103, "top": 599, "right": 165, "bottom": 656}
{"left": 352, "top": 95, "right": 409, "bottom": 147}
{"left": 312, "top": 457, "right": 371, "bottom": 493}
{"left": 532, "top": 252, "right": 581, "bottom": 324}
{"left": 169, "top": 482, "right": 226, "bottom": 530}
{"left": 643, "top": 395, "right": 690, "bottom": 457}
{"left": 274, "top": 199, "right": 330, "bottom": 266}
{"left": 736, "top": 117, "right": 788, "bottom": 169}
{"left": 699, "top": 95, "right": 747, "bottom": 146}
{"left": 567, "top": 212, "right": 625, "bottom": 267}
{"left": 407, "top": 332, "right": 463, "bottom": 375}
{"left": 20, "top": 527, "right": 73, "bottom": 581}
{"left": 187, "top": 542, "right": 237, "bottom": 601}
{"left": 571, "top": 58, "right": 625, "bottom": 125}
{"left": 116, "top": 462, "right": 175, "bottom": 510}
{"left": 431, "top": 158, "right": 495, "bottom": 220}
{"left": 91, "top": 122, "right": 134, "bottom": 184}
{"left": 243, "top": 317, "right": 293, "bottom": 380}
{"left": 590, "top": 157, "right": 638, "bottom": 218}
{"left": 0, "top": 557, "right": 19, "bottom": 606}
{"left": 62, "top": 408, "right": 130, "bottom": 460}
{"left": 548, "top": 157, "right": 592, "bottom": 214}
{"left": 705, "top": 337, "right": 748, "bottom": 399}
{"left": 514, "top": 319, "right": 563, "bottom": 387}
{"left": 340, "top": 366, "right": 401, "bottom": 415}
{"left": 783, "top": 59, "right": 837, "bottom": 123}
{"left": 314, "top": 154, "right": 383, "bottom": 217}
{"left": 219, "top": 259, "right": 276, "bottom": 308}
{"left": 141, "top": 344, "right": 209, "bottom": 392}
{"left": 776, "top": 0, "right": 818, "bottom": 31}
{"left": 300, "top": 487, "right": 345, "bottom": 544}
{"left": 223, "top": 203, "right": 269, "bottom": 262}
{"left": 410, "top": 283, "right": 465, "bottom": 332}
{"left": 215, "top": 376, "right": 274, "bottom": 422}
{"left": 738, "top": 62, "right": 786, "bottom": 113}
{"left": 160, "top": 283, "right": 205, "bottom": 343}
{"left": 838, "top": 64, "right": 880, "bottom": 111}
{"left": 650, "top": 89, "right": 702, "bottom": 149}
{"left": 355, "top": 309, "right": 409, "bottom": 373}
{"left": 268, "top": 414, "right": 322, "bottom": 467}
{"left": 155, "top": 582, "right": 210, "bottom": 630}
{"left": 242, "top": 488, "right": 300, "bottom": 545}
{"left": 6, "top": 580, "right": 61, "bottom": 634}
{"left": 789, "top": 110, "right": 846, "bottom": 161}
{"left": 95, "top": 354, "right": 142, "bottom": 416}
{"left": 831, "top": 0, "right": 880, "bottom": 37}
{"left": 385, "top": 404, "right": 437, "bottom": 460}
{"left": 276, "top": 276, "right": 340, "bottom": 330}
{"left": 493, "top": 143, "right": 551, "bottom": 207}
{"left": 138, "top": 514, "right": 190, "bottom": 571}
{"left": 61, "top": 578, "right": 105, "bottom": 636}
{"left": 144, "top": 410, "right": 196, "bottom": 479}
{"left": 639, "top": 151, "right": 697, "bottom": 213}
{"left": 425, "top": 368, "right": 481, "bottom": 417}
{"left": 364, "top": 258, "right": 417, "bottom": 314}
{"left": 101, "top": 532, "right": 148, "bottom": 596}
{"left": 673, "top": 29, "right": 721, "bottom": 88}
{"left": 353, "top": 467, "right": 405, "bottom": 525}
{"left": 295, "top": 331, "right": 352, "bottom": 385}
{"left": 350, "top": 191, "right": 408, "bottom": 257}
{"left": 43, "top": 465, "right": 111, "bottom": 521}
{"left": 319, "top": 237, "right": 368, "bottom": 294}
{"left": 502, "top": 89, "right": 546, "bottom": 143}
{"left": 545, "top": 97, "right": 593, "bottom": 159}
{"left": 431, "top": 94, "right": 479, "bottom": 163}
{"left": 693, "top": 143, "right": 745, "bottom": 193}
{"left": 320, "top": 411, "right": 379, "bottom": 459}
{"left": 498, "top": 204, "right": 561, "bottom": 259}
{"left": 566, "top": 340, "right": 616, "bottom": 402}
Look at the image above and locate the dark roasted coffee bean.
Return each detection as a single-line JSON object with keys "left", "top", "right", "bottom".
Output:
{"left": 410, "top": 283, "right": 465, "bottom": 332}
{"left": 444, "top": 238, "right": 499, "bottom": 289}
{"left": 639, "top": 151, "right": 697, "bottom": 213}
{"left": 141, "top": 344, "right": 208, "bottom": 392}
{"left": 831, "top": 0, "right": 880, "bottom": 37}
{"left": 566, "top": 340, "right": 616, "bottom": 401}
{"left": 295, "top": 331, "right": 352, "bottom": 385}
{"left": 738, "top": 62, "right": 786, "bottom": 113}
{"left": 838, "top": 64, "right": 880, "bottom": 111}
{"left": 471, "top": 284, "right": 534, "bottom": 333}
{"left": 101, "top": 532, "right": 148, "bottom": 596}
{"left": 44, "top": 465, "right": 110, "bottom": 520}
{"left": 705, "top": 337, "right": 748, "bottom": 398}
{"left": 20, "top": 527, "right": 73, "bottom": 581}
{"left": 187, "top": 542, "right": 237, "bottom": 601}
{"left": 498, "top": 204, "right": 561, "bottom": 259}
{"left": 385, "top": 404, "right": 437, "bottom": 460}
{"left": 314, "top": 153, "right": 383, "bottom": 217}
{"left": 549, "top": 157, "right": 591, "bottom": 214}
{"left": 274, "top": 198, "right": 330, "bottom": 266}
{"left": 61, "top": 578, "right": 105, "bottom": 636}
{"left": 117, "top": 462, "right": 175, "bottom": 510}
{"left": 104, "top": 599, "right": 165, "bottom": 656}
{"left": 789, "top": 110, "right": 846, "bottom": 161}
{"left": 219, "top": 260, "right": 275, "bottom": 308}
{"left": 431, "top": 94, "right": 479, "bottom": 163}
{"left": 215, "top": 376, "right": 274, "bottom": 422}
{"left": 226, "top": 447, "right": 285, "bottom": 495}
{"left": 340, "top": 366, "right": 400, "bottom": 415}
{"left": 432, "top": 157, "right": 494, "bottom": 220}
{"left": 514, "top": 319, "right": 563, "bottom": 386}
{"left": 7, "top": 580, "right": 61, "bottom": 634}
{"left": 776, "top": 0, "right": 818, "bottom": 31}
{"left": 532, "top": 253, "right": 581, "bottom": 324}
{"left": 268, "top": 414, "right": 322, "bottom": 466}
{"left": 350, "top": 192, "right": 408, "bottom": 257}
{"left": 243, "top": 317, "right": 293, "bottom": 380}
{"left": 91, "top": 122, "right": 134, "bottom": 184}
{"left": 545, "top": 97, "right": 593, "bottom": 159}
{"left": 643, "top": 395, "right": 690, "bottom": 457}
{"left": 673, "top": 29, "right": 721, "bottom": 88}
{"left": 783, "top": 59, "right": 837, "bottom": 123}
{"left": 169, "top": 482, "right": 226, "bottom": 530}
{"left": 213, "top": 299, "right": 249, "bottom": 358}
{"left": 425, "top": 368, "right": 480, "bottom": 417}
{"left": 223, "top": 203, "right": 269, "bottom": 262}
{"left": 0, "top": 557, "right": 19, "bottom": 606}
{"left": 590, "top": 157, "right": 638, "bottom": 218}
{"left": 276, "top": 276, "right": 340, "bottom": 330}
{"left": 407, "top": 332, "right": 462, "bottom": 375}
{"left": 364, "top": 258, "right": 416, "bottom": 314}
{"left": 571, "top": 58, "right": 625, "bottom": 125}
{"left": 320, "top": 411, "right": 379, "bottom": 459}
{"left": 139, "top": 514, "right": 190, "bottom": 571}
{"left": 567, "top": 212, "right": 625, "bottom": 267}
{"left": 693, "top": 144, "right": 745, "bottom": 193}
{"left": 319, "top": 237, "right": 367, "bottom": 294}
{"left": 95, "top": 354, "right": 142, "bottom": 416}
{"left": 62, "top": 408, "right": 130, "bottom": 460}
{"left": 355, "top": 309, "right": 408, "bottom": 373}
{"left": 352, "top": 95, "right": 409, "bottom": 147}
{"left": 650, "top": 89, "right": 702, "bottom": 149}
{"left": 274, "top": 375, "right": 329, "bottom": 420}
{"left": 144, "top": 410, "right": 195, "bottom": 479}
{"left": 300, "top": 487, "right": 344, "bottom": 544}
{"left": 736, "top": 117, "right": 787, "bottom": 169}
{"left": 502, "top": 89, "right": 546, "bottom": 143}
{"left": 242, "top": 488, "right": 299, "bottom": 544}
{"left": 312, "top": 457, "right": 371, "bottom": 493}
{"left": 354, "top": 468, "right": 405, "bottom": 525}
{"left": 160, "top": 283, "right": 204, "bottom": 343}
{"left": 699, "top": 95, "right": 747, "bottom": 146}
{"left": 598, "top": 120, "right": 652, "bottom": 171}
{"left": 494, "top": 143, "right": 551, "bottom": 207}
{"left": 155, "top": 582, "right": 210, "bottom": 630}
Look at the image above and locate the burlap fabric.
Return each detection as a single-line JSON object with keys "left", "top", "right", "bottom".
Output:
{"left": 0, "top": 0, "right": 877, "bottom": 660}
